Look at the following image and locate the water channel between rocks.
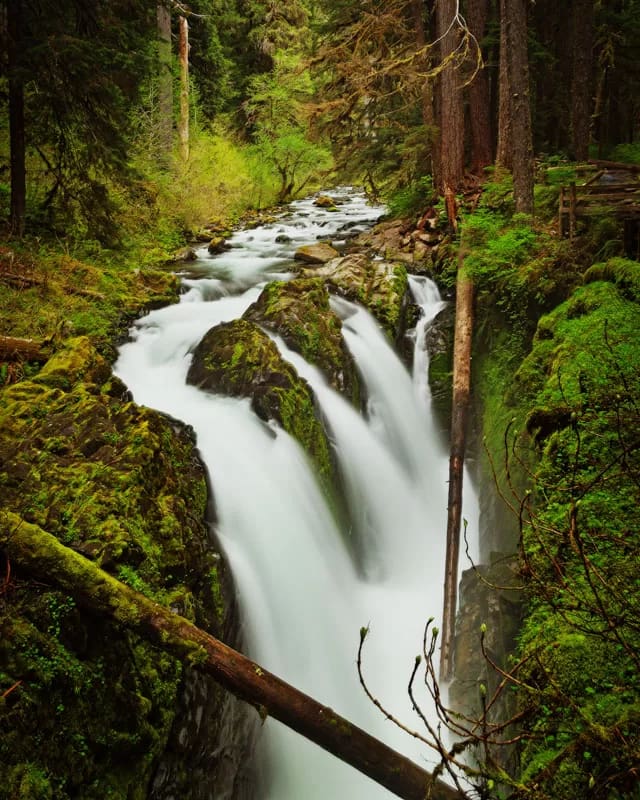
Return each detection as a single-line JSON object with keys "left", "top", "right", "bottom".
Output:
{"left": 115, "top": 188, "right": 479, "bottom": 799}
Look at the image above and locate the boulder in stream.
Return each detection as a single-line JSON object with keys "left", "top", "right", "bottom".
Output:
{"left": 313, "top": 195, "right": 339, "bottom": 210}
{"left": 244, "top": 277, "right": 360, "bottom": 405}
{"left": 293, "top": 242, "right": 340, "bottom": 264}
{"left": 301, "top": 252, "right": 409, "bottom": 338}
{"left": 186, "top": 319, "right": 334, "bottom": 489}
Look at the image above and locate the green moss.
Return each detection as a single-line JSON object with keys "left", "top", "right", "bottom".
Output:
{"left": 584, "top": 257, "right": 640, "bottom": 302}
{"left": 187, "top": 318, "right": 336, "bottom": 493}
{"left": 244, "top": 277, "right": 360, "bottom": 404}
{"left": 0, "top": 338, "right": 227, "bottom": 798}
{"left": 472, "top": 268, "right": 640, "bottom": 797}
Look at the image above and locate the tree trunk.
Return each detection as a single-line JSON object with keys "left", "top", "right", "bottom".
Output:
{"left": 8, "top": 0, "right": 26, "bottom": 237}
{"left": 436, "top": 0, "right": 464, "bottom": 194}
{"left": 156, "top": 2, "right": 173, "bottom": 167}
{"left": 466, "top": 0, "right": 492, "bottom": 175}
{"left": 412, "top": 0, "right": 436, "bottom": 140}
{"left": 570, "top": 0, "right": 594, "bottom": 161}
{"left": 0, "top": 335, "right": 50, "bottom": 362}
{"left": 505, "top": 0, "right": 534, "bottom": 214}
{"left": 1, "top": 512, "right": 466, "bottom": 800}
{"left": 440, "top": 260, "right": 474, "bottom": 684}
{"left": 178, "top": 14, "right": 190, "bottom": 162}
{"left": 495, "top": 0, "right": 512, "bottom": 171}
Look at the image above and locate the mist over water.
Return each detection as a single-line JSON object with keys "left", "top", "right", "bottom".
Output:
{"left": 115, "top": 189, "right": 478, "bottom": 799}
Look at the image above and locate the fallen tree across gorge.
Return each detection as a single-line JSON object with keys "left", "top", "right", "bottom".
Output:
{"left": 1, "top": 511, "right": 467, "bottom": 800}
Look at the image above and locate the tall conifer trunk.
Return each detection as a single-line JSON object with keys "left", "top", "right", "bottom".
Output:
{"left": 178, "top": 14, "right": 190, "bottom": 162}
{"left": 157, "top": 2, "right": 173, "bottom": 166}
{"left": 466, "top": 0, "right": 492, "bottom": 174}
{"left": 435, "top": 0, "right": 464, "bottom": 195}
{"left": 499, "top": 0, "right": 534, "bottom": 213}
{"left": 570, "top": 0, "right": 594, "bottom": 161}
{"left": 496, "top": 0, "right": 512, "bottom": 171}
{"left": 8, "top": 0, "right": 26, "bottom": 236}
{"left": 412, "top": 0, "right": 435, "bottom": 148}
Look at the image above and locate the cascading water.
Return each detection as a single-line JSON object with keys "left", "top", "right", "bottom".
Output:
{"left": 115, "top": 189, "right": 478, "bottom": 799}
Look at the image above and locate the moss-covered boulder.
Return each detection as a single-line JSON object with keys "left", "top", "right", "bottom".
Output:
{"left": 313, "top": 195, "right": 339, "bottom": 210}
{"left": 301, "top": 253, "right": 409, "bottom": 338}
{"left": 186, "top": 319, "right": 334, "bottom": 490}
{"left": 244, "top": 277, "right": 360, "bottom": 405}
{"left": 0, "top": 337, "right": 247, "bottom": 799}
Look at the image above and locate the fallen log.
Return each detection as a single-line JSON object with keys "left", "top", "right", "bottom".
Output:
{"left": 0, "top": 270, "right": 105, "bottom": 300}
{"left": 0, "top": 271, "right": 43, "bottom": 289}
{"left": 0, "top": 334, "right": 50, "bottom": 362}
{"left": 439, "top": 256, "right": 475, "bottom": 684}
{"left": 588, "top": 159, "right": 640, "bottom": 174}
{"left": 0, "top": 512, "right": 467, "bottom": 800}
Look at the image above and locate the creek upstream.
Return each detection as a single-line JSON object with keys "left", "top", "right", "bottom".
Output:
{"left": 115, "top": 189, "right": 478, "bottom": 799}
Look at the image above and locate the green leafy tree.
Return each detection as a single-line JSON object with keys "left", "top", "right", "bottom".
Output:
{"left": 245, "top": 53, "right": 331, "bottom": 202}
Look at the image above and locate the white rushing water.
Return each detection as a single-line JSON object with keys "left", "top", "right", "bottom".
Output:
{"left": 115, "top": 188, "right": 478, "bottom": 799}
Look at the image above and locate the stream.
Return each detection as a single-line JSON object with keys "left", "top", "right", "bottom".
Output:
{"left": 115, "top": 188, "right": 479, "bottom": 799}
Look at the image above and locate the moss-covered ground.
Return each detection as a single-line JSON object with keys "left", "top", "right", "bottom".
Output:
{"left": 0, "top": 238, "right": 232, "bottom": 798}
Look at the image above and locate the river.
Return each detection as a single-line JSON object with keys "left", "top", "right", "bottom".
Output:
{"left": 115, "top": 188, "right": 478, "bottom": 799}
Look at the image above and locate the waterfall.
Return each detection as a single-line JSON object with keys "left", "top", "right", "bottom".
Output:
{"left": 115, "top": 189, "right": 478, "bottom": 799}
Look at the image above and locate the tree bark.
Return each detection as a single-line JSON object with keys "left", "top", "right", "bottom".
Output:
{"left": 8, "top": 0, "right": 26, "bottom": 237}
{"left": 440, "top": 259, "right": 474, "bottom": 684}
{"left": 570, "top": 0, "right": 594, "bottom": 161}
{"left": 178, "top": 14, "right": 190, "bottom": 162}
{"left": 436, "top": 0, "right": 464, "bottom": 194}
{"left": 0, "top": 335, "right": 50, "bottom": 362}
{"left": 466, "top": 0, "right": 492, "bottom": 175}
{"left": 504, "top": 0, "right": 534, "bottom": 214}
{"left": 495, "top": 0, "right": 512, "bottom": 171}
{"left": 156, "top": 2, "right": 173, "bottom": 167}
{"left": 1, "top": 512, "right": 466, "bottom": 800}
{"left": 412, "top": 0, "right": 436, "bottom": 140}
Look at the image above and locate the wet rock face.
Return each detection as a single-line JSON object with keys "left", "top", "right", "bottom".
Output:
{"left": 354, "top": 213, "right": 445, "bottom": 268}
{"left": 450, "top": 560, "right": 523, "bottom": 774}
{"left": 186, "top": 319, "right": 334, "bottom": 491}
{"left": 151, "top": 670, "right": 257, "bottom": 800}
{"left": 425, "top": 304, "right": 455, "bottom": 433}
{"left": 244, "top": 277, "right": 360, "bottom": 404}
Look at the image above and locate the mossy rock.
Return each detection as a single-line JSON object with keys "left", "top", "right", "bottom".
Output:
{"left": 300, "top": 253, "right": 409, "bottom": 338}
{"left": 186, "top": 319, "right": 334, "bottom": 490}
{"left": 584, "top": 256, "right": 640, "bottom": 303}
{"left": 313, "top": 194, "right": 340, "bottom": 209}
{"left": 244, "top": 277, "right": 361, "bottom": 405}
{"left": 0, "top": 337, "right": 240, "bottom": 799}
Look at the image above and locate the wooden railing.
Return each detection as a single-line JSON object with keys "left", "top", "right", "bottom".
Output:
{"left": 559, "top": 161, "right": 640, "bottom": 242}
